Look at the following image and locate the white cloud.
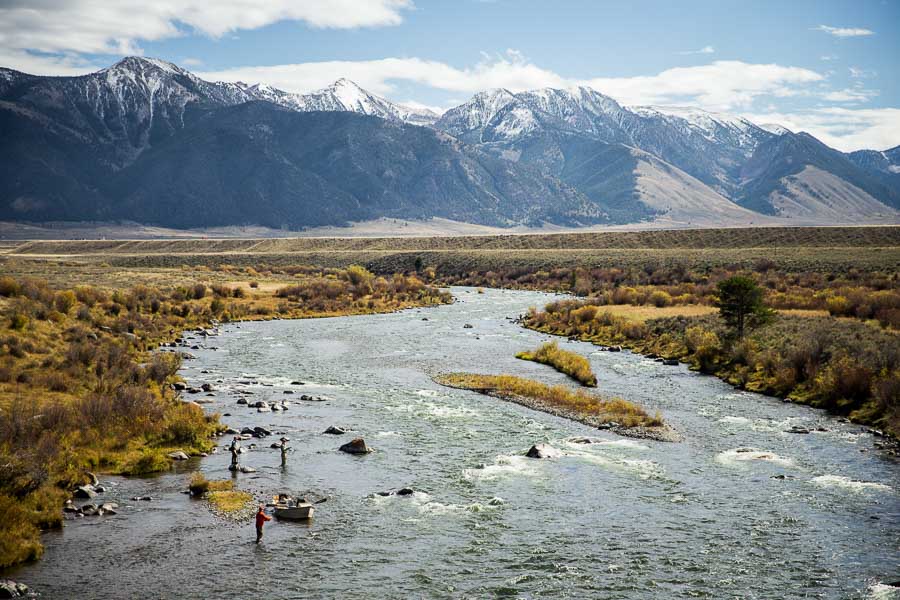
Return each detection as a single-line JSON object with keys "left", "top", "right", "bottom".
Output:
{"left": 199, "top": 50, "right": 566, "bottom": 96}
{"left": 0, "top": 1, "right": 412, "bottom": 59}
{"left": 820, "top": 55, "right": 838, "bottom": 61}
{"left": 200, "top": 55, "right": 824, "bottom": 113}
{"left": 678, "top": 45, "right": 715, "bottom": 55}
{"left": 0, "top": 48, "right": 101, "bottom": 76}
{"left": 814, "top": 25, "right": 875, "bottom": 38}
{"left": 742, "top": 108, "right": 900, "bottom": 151}
{"left": 822, "top": 88, "right": 878, "bottom": 103}
{"left": 581, "top": 61, "right": 824, "bottom": 111}
{"left": 848, "top": 66, "right": 876, "bottom": 78}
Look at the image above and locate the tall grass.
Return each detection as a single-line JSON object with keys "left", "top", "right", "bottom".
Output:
{"left": 516, "top": 342, "right": 597, "bottom": 386}
{"left": 436, "top": 373, "right": 661, "bottom": 428}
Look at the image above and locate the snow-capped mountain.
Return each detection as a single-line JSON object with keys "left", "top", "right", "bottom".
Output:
{"left": 233, "top": 78, "right": 438, "bottom": 126}
{"left": 436, "top": 86, "right": 631, "bottom": 144}
{"left": 434, "top": 84, "right": 897, "bottom": 223}
{"left": 0, "top": 57, "right": 600, "bottom": 229}
{"left": 1, "top": 56, "right": 896, "bottom": 229}
{"left": 629, "top": 105, "right": 765, "bottom": 153}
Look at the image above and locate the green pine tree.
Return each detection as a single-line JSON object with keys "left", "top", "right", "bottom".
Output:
{"left": 715, "top": 275, "right": 774, "bottom": 340}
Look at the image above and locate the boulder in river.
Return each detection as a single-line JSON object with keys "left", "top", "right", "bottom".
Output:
{"left": 786, "top": 426, "right": 810, "bottom": 434}
{"left": 339, "top": 438, "right": 373, "bottom": 454}
{"left": 662, "top": 359, "right": 679, "bottom": 366}
{"left": 73, "top": 485, "right": 96, "bottom": 499}
{"left": 253, "top": 426, "right": 272, "bottom": 437}
{"left": 172, "top": 382, "right": 187, "bottom": 391}
{"left": 324, "top": 426, "right": 347, "bottom": 435}
{"left": 526, "top": 443, "right": 561, "bottom": 459}
{"left": 0, "top": 580, "right": 28, "bottom": 598}
{"left": 201, "top": 383, "right": 213, "bottom": 392}
{"left": 168, "top": 451, "right": 189, "bottom": 461}
{"left": 239, "top": 466, "right": 257, "bottom": 473}
{"left": 607, "top": 345, "right": 622, "bottom": 352}
{"left": 463, "top": 323, "right": 474, "bottom": 329}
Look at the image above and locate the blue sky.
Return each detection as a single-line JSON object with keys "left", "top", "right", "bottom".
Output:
{"left": 2, "top": 0, "right": 897, "bottom": 150}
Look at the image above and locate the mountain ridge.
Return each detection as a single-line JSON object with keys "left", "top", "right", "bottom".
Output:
{"left": 1, "top": 56, "right": 897, "bottom": 230}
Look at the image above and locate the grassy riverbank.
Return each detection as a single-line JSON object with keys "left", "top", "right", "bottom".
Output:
{"left": 516, "top": 342, "right": 597, "bottom": 386}
{"left": 434, "top": 373, "right": 669, "bottom": 439}
{"left": 522, "top": 300, "right": 900, "bottom": 437}
{"left": 0, "top": 267, "right": 450, "bottom": 568}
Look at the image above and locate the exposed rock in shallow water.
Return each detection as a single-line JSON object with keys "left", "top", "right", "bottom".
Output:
{"left": 526, "top": 443, "right": 561, "bottom": 459}
{"left": 339, "top": 438, "right": 373, "bottom": 454}
{"left": 73, "top": 485, "right": 96, "bottom": 499}
{"left": 324, "top": 426, "right": 347, "bottom": 435}
{"left": 0, "top": 579, "right": 28, "bottom": 598}
{"left": 168, "top": 451, "right": 189, "bottom": 460}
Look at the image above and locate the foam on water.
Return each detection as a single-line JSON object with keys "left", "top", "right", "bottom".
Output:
{"left": 375, "top": 430, "right": 402, "bottom": 438}
{"left": 810, "top": 475, "right": 892, "bottom": 493}
{"left": 463, "top": 454, "right": 542, "bottom": 481}
{"left": 566, "top": 449, "right": 665, "bottom": 480}
{"left": 715, "top": 448, "right": 795, "bottom": 468}
{"left": 867, "top": 583, "right": 900, "bottom": 599}
{"left": 388, "top": 400, "right": 480, "bottom": 420}
{"left": 370, "top": 491, "right": 504, "bottom": 516}
{"left": 563, "top": 437, "right": 649, "bottom": 451}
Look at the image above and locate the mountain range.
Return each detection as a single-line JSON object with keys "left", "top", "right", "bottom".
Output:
{"left": 1, "top": 56, "right": 897, "bottom": 230}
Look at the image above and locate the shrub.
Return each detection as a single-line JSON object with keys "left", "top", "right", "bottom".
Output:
{"left": 190, "top": 284, "right": 207, "bottom": 300}
{"left": 9, "top": 312, "right": 28, "bottom": 331}
{"left": 189, "top": 472, "right": 210, "bottom": 496}
{"left": 121, "top": 450, "right": 170, "bottom": 476}
{"left": 516, "top": 342, "right": 597, "bottom": 387}
{"left": 649, "top": 290, "right": 672, "bottom": 308}
{"left": 0, "top": 277, "right": 21, "bottom": 297}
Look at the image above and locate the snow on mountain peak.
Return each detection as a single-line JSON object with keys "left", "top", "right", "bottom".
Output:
{"left": 758, "top": 123, "right": 792, "bottom": 136}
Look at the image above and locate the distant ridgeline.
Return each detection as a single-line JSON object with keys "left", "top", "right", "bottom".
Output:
{"left": 1, "top": 57, "right": 898, "bottom": 229}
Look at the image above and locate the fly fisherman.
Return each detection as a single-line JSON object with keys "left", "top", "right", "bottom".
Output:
{"left": 229, "top": 436, "right": 240, "bottom": 470}
{"left": 279, "top": 437, "right": 289, "bottom": 466}
{"left": 255, "top": 504, "right": 271, "bottom": 543}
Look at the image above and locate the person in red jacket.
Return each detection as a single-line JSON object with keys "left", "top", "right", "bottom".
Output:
{"left": 255, "top": 504, "right": 271, "bottom": 543}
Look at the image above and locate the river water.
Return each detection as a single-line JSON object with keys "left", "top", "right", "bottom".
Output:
{"left": 11, "top": 288, "right": 900, "bottom": 599}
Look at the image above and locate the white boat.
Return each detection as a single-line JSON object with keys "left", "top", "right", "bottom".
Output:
{"left": 273, "top": 503, "right": 314, "bottom": 520}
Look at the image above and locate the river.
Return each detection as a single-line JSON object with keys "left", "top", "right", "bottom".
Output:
{"left": 11, "top": 288, "right": 900, "bottom": 599}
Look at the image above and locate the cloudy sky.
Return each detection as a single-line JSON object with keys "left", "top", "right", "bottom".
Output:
{"left": 2, "top": 0, "right": 898, "bottom": 151}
